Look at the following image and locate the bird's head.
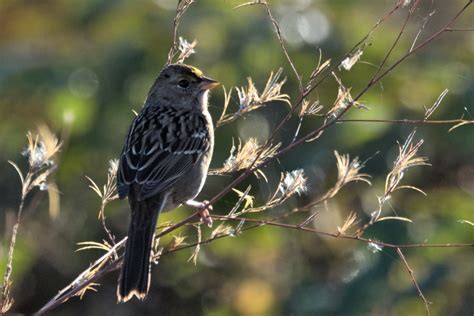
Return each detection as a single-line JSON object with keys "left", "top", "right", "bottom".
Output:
{"left": 147, "top": 64, "right": 219, "bottom": 110}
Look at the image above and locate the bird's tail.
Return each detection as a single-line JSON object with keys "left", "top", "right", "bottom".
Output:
{"left": 117, "top": 195, "right": 164, "bottom": 303}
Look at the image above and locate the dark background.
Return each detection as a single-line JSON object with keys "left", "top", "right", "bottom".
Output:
{"left": 0, "top": 0, "right": 473, "bottom": 315}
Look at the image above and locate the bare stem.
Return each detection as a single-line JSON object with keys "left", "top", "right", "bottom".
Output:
{"left": 208, "top": 214, "right": 473, "bottom": 249}
{"left": 397, "top": 248, "right": 431, "bottom": 316}
{"left": 166, "top": 0, "right": 195, "bottom": 64}
{"left": 369, "top": 0, "right": 419, "bottom": 83}
{"left": 262, "top": 3, "right": 303, "bottom": 92}
{"left": 34, "top": 212, "right": 472, "bottom": 315}
{"left": 34, "top": 239, "right": 126, "bottom": 316}
{"left": 338, "top": 118, "right": 473, "bottom": 125}
{"left": 0, "top": 198, "right": 25, "bottom": 312}
{"left": 276, "top": 0, "right": 472, "bottom": 158}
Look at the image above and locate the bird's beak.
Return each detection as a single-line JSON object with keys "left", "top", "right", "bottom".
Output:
{"left": 199, "top": 76, "right": 220, "bottom": 90}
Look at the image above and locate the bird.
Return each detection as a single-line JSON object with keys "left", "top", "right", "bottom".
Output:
{"left": 116, "top": 63, "right": 219, "bottom": 303}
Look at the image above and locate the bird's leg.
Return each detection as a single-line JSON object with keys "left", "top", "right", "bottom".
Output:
{"left": 185, "top": 199, "right": 213, "bottom": 227}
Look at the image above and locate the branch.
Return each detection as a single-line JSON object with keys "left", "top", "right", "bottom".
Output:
{"left": 276, "top": 0, "right": 472, "bottom": 158}
{"left": 34, "top": 239, "right": 126, "bottom": 316}
{"left": 207, "top": 215, "right": 473, "bottom": 249}
{"left": 166, "top": 0, "right": 195, "bottom": 64}
{"left": 397, "top": 248, "right": 431, "bottom": 316}
{"left": 262, "top": 2, "right": 303, "bottom": 92}
{"left": 35, "top": 207, "right": 473, "bottom": 315}
{"left": 199, "top": 2, "right": 412, "bottom": 209}
{"left": 34, "top": 210, "right": 202, "bottom": 315}
{"left": 338, "top": 118, "right": 474, "bottom": 128}
{"left": 369, "top": 0, "right": 420, "bottom": 83}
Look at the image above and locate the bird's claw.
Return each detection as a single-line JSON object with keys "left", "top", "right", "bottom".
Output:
{"left": 198, "top": 200, "right": 213, "bottom": 227}
{"left": 185, "top": 199, "right": 213, "bottom": 227}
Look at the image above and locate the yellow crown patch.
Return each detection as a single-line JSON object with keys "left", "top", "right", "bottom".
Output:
{"left": 182, "top": 64, "right": 203, "bottom": 78}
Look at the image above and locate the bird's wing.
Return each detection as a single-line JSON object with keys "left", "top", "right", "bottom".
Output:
{"left": 117, "top": 106, "right": 210, "bottom": 200}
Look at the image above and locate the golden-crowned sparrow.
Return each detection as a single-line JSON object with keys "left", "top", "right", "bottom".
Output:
{"left": 116, "top": 64, "right": 219, "bottom": 302}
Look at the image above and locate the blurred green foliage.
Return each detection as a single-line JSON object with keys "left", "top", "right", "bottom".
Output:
{"left": 0, "top": 0, "right": 473, "bottom": 315}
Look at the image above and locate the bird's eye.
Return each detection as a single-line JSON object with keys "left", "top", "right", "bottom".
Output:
{"left": 178, "top": 79, "right": 190, "bottom": 88}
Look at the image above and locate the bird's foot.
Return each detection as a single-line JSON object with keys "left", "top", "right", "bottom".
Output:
{"left": 185, "top": 199, "right": 213, "bottom": 227}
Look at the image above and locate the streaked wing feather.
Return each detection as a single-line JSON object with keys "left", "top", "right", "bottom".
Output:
{"left": 117, "top": 106, "right": 209, "bottom": 200}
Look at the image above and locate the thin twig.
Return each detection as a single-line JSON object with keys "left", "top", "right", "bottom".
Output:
{"left": 276, "top": 0, "right": 472, "bottom": 158}
{"left": 35, "top": 207, "right": 473, "bottom": 315}
{"left": 209, "top": 214, "right": 473, "bottom": 249}
{"left": 396, "top": 248, "right": 431, "bottom": 316}
{"left": 201, "top": 2, "right": 408, "bottom": 207}
{"left": 262, "top": 2, "right": 303, "bottom": 92}
{"left": 338, "top": 118, "right": 474, "bottom": 126}
{"left": 34, "top": 239, "right": 126, "bottom": 316}
{"left": 445, "top": 27, "right": 474, "bottom": 32}
{"left": 410, "top": 8, "right": 435, "bottom": 52}
{"left": 2, "top": 126, "right": 61, "bottom": 313}
{"left": 166, "top": 0, "right": 195, "bottom": 64}
{"left": 370, "top": 0, "right": 420, "bottom": 83}
{"left": 0, "top": 198, "right": 25, "bottom": 312}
